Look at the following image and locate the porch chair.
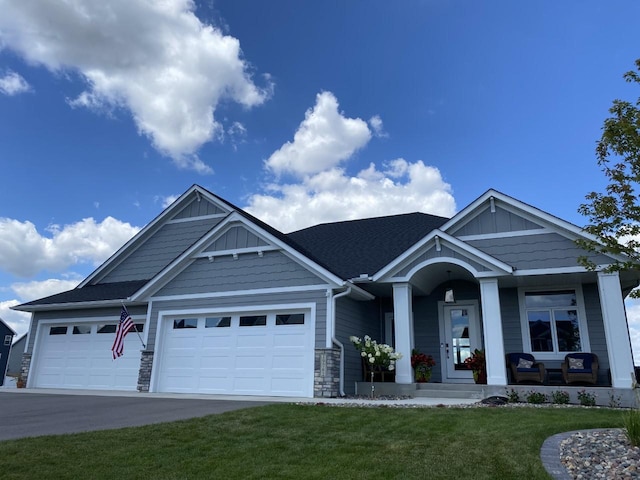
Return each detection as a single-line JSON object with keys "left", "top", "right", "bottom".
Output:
{"left": 506, "top": 353, "right": 546, "bottom": 384}
{"left": 561, "top": 352, "right": 599, "bottom": 385}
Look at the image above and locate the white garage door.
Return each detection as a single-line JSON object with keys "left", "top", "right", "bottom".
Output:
{"left": 156, "top": 311, "right": 314, "bottom": 397}
{"left": 32, "top": 322, "right": 143, "bottom": 390}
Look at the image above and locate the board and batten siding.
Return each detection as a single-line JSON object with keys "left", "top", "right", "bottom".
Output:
{"left": 102, "top": 218, "right": 223, "bottom": 283}
{"left": 172, "top": 197, "right": 227, "bottom": 220}
{"left": 204, "top": 225, "right": 269, "bottom": 252}
{"left": 334, "top": 296, "right": 378, "bottom": 395}
{"left": 154, "top": 251, "right": 325, "bottom": 297}
{"left": 147, "top": 289, "right": 329, "bottom": 351}
{"left": 449, "top": 205, "right": 544, "bottom": 237}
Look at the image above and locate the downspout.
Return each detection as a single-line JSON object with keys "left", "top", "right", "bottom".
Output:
{"left": 331, "top": 286, "right": 352, "bottom": 397}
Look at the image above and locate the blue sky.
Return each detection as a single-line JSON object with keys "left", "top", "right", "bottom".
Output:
{"left": 1, "top": 0, "right": 640, "bottom": 355}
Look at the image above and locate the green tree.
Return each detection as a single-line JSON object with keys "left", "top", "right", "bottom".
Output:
{"left": 578, "top": 59, "right": 640, "bottom": 288}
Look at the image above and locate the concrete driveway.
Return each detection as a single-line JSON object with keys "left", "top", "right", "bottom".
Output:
{"left": 0, "top": 390, "right": 273, "bottom": 441}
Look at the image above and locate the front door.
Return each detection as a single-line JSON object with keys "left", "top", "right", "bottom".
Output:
{"left": 440, "top": 303, "right": 481, "bottom": 382}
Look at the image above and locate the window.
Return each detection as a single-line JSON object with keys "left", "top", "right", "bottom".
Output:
{"left": 97, "top": 324, "right": 117, "bottom": 334}
{"left": 173, "top": 318, "right": 198, "bottom": 329}
{"left": 134, "top": 323, "right": 144, "bottom": 333}
{"left": 239, "top": 315, "right": 266, "bottom": 327}
{"left": 4, "top": 335, "right": 11, "bottom": 346}
{"left": 276, "top": 313, "right": 304, "bottom": 325}
{"left": 49, "top": 326, "right": 68, "bottom": 335}
{"left": 72, "top": 325, "right": 91, "bottom": 335}
{"left": 205, "top": 317, "right": 231, "bottom": 328}
{"left": 524, "top": 290, "right": 583, "bottom": 354}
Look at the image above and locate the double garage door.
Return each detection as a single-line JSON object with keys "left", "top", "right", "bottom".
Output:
{"left": 155, "top": 310, "right": 314, "bottom": 397}
{"left": 32, "top": 322, "right": 144, "bottom": 390}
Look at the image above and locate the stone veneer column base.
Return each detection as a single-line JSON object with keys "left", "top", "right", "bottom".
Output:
{"left": 137, "top": 350, "right": 154, "bottom": 392}
{"left": 314, "top": 348, "right": 340, "bottom": 398}
{"left": 19, "top": 353, "right": 32, "bottom": 385}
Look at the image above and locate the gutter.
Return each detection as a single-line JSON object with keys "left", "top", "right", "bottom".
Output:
{"left": 331, "top": 286, "right": 352, "bottom": 397}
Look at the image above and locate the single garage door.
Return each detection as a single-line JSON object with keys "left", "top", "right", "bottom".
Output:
{"left": 156, "top": 310, "right": 314, "bottom": 397}
{"left": 32, "top": 322, "right": 144, "bottom": 390}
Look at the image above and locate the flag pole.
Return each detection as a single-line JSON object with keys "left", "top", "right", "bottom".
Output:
{"left": 122, "top": 302, "right": 146, "bottom": 349}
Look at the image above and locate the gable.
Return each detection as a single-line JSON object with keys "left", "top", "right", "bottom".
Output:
{"left": 203, "top": 225, "right": 269, "bottom": 253}
{"left": 171, "top": 196, "right": 227, "bottom": 220}
{"left": 448, "top": 204, "right": 544, "bottom": 237}
{"left": 100, "top": 218, "right": 224, "bottom": 283}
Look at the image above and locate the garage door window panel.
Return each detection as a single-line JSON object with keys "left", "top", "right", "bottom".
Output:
{"left": 73, "top": 325, "right": 91, "bottom": 335}
{"left": 276, "top": 314, "right": 305, "bottom": 325}
{"left": 240, "top": 315, "right": 266, "bottom": 327}
{"left": 98, "top": 324, "right": 117, "bottom": 334}
{"left": 205, "top": 317, "right": 231, "bottom": 328}
{"left": 49, "top": 326, "right": 68, "bottom": 335}
{"left": 174, "top": 318, "right": 198, "bottom": 329}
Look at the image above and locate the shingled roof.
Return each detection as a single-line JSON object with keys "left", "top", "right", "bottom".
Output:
{"left": 16, "top": 280, "right": 149, "bottom": 308}
{"left": 286, "top": 212, "right": 449, "bottom": 280}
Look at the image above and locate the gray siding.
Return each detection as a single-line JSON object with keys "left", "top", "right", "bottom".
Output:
{"left": 450, "top": 205, "right": 544, "bottom": 236}
{"left": 204, "top": 226, "right": 268, "bottom": 252}
{"left": 468, "top": 233, "right": 611, "bottom": 271}
{"left": 582, "top": 283, "right": 610, "bottom": 383}
{"left": 397, "top": 244, "right": 489, "bottom": 278}
{"left": 102, "top": 218, "right": 223, "bottom": 283}
{"left": 148, "top": 289, "right": 328, "bottom": 350}
{"left": 155, "top": 251, "right": 326, "bottom": 297}
{"left": 413, "top": 296, "right": 443, "bottom": 383}
{"left": 500, "top": 287, "right": 524, "bottom": 354}
{"left": 334, "top": 297, "right": 379, "bottom": 395}
{"left": 171, "top": 198, "right": 227, "bottom": 220}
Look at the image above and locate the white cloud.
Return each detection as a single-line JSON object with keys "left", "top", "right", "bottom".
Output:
{"left": 0, "top": 299, "right": 29, "bottom": 338}
{"left": 0, "top": 0, "right": 272, "bottom": 171}
{"left": 265, "top": 91, "right": 371, "bottom": 177}
{"left": 246, "top": 159, "right": 455, "bottom": 232}
{"left": 0, "top": 217, "right": 139, "bottom": 277}
{"left": 368, "top": 115, "right": 388, "bottom": 138}
{"left": 0, "top": 71, "right": 31, "bottom": 95}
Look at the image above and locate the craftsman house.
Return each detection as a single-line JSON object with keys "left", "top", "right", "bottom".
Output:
{"left": 13, "top": 185, "right": 638, "bottom": 399}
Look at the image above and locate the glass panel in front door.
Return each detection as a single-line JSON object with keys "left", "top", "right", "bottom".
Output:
{"left": 450, "top": 308, "right": 471, "bottom": 370}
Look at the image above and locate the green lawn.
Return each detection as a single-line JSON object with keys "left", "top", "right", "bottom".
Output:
{"left": 0, "top": 404, "right": 625, "bottom": 479}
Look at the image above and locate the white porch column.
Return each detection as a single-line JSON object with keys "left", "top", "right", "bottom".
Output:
{"left": 479, "top": 278, "right": 507, "bottom": 386}
{"left": 597, "top": 271, "right": 635, "bottom": 389}
{"left": 392, "top": 282, "right": 413, "bottom": 384}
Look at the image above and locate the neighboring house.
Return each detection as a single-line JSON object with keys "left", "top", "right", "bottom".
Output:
{"left": 12, "top": 185, "right": 639, "bottom": 399}
{"left": 0, "top": 318, "right": 16, "bottom": 386}
{"left": 7, "top": 334, "right": 27, "bottom": 378}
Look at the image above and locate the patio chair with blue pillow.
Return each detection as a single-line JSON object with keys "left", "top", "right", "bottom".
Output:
{"left": 561, "top": 352, "right": 599, "bottom": 385}
{"left": 506, "top": 352, "right": 546, "bottom": 384}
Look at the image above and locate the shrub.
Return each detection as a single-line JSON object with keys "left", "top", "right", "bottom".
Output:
{"left": 525, "top": 391, "right": 547, "bottom": 404}
{"left": 506, "top": 388, "right": 520, "bottom": 403}
{"left": 577, "top": 389, "right": 597, "bottom": 406}
{"left": 551, "top": 390, "right": 570, "bottom": 404}
{"left": 624, "top": 409, "right": 640, "bottom": 446}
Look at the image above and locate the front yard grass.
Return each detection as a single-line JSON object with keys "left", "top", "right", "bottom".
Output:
{"left": 0, "top": 403, "right": 624, "bottom": 479}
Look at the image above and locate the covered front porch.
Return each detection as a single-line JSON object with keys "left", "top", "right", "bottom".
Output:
{"left": 366, "top": 256, "right": 635, "bottom": 394}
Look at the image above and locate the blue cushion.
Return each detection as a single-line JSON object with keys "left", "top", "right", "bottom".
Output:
{"left": 516, "top": 367, "right": 540, "bottom": 373}
{"left": 567, "top": 368, "right": 590, "bottom": 374}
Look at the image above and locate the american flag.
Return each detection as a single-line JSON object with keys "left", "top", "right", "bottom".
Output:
{"left": 112, "top": 307, "right": 135, "bottom": 359}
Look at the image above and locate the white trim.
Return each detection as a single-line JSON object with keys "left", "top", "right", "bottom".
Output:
{"left": 438, "top": 300, "right": 480, "bottom": 383}
{"left": 166, "top": 213, "right": 227, "bottom": 224}
{"left": 196, "top": 246, "right": 279, "bottom": 260}
{"left": 457, "top": 228, "right": 554, "bottom": 241}
{"left": 517, "top": 285, "right": 591, "bottom": 361}
{"left": 150, "top": 302, "right": 316, "bottom": 396}
{"left": 150, "top": 284, "right": 333, "bottom": 303}
{"left": 513, "top": 266, "right": 594, "bottom": 276}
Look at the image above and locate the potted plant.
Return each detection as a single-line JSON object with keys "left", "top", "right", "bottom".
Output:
{"left": 411, "top": 349, "right": 436, "bottom": 383}
{"left": 464, "top": 348, "right": 487, "bottom": 384}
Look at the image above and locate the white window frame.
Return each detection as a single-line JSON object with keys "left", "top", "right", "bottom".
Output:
{"left": 518, "top": 285, "right": 591, "bottom": 361}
